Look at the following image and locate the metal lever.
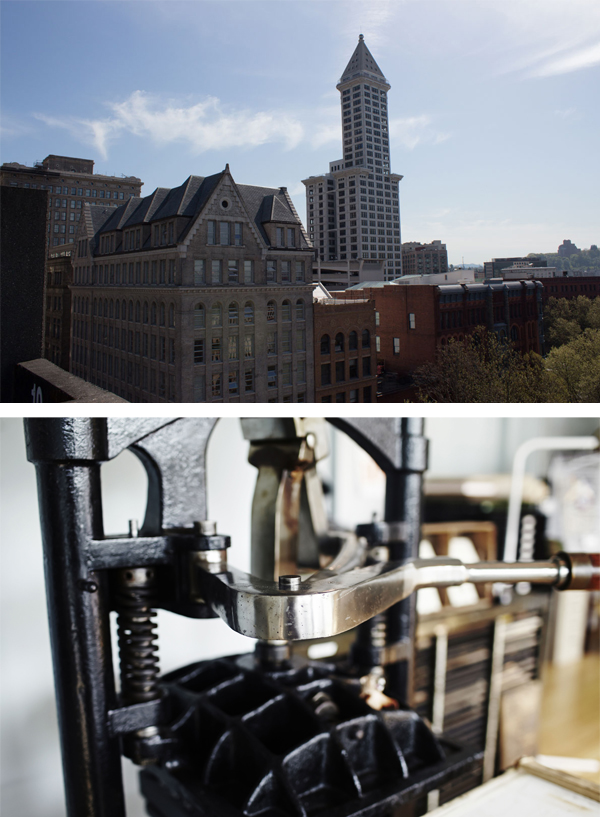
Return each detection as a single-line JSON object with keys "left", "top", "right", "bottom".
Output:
{"left": 196, "top": 552, "right": 599, "bottom": 642}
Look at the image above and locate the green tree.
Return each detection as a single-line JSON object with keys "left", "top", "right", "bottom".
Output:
{"left": 544, "top": 296, "right": 600, "bottom": 349}
{"left": 544, "top": 329, "right": 600, "bottom": 402}
{"left": 413, "top": 329, "right": 556, "bottom": 403}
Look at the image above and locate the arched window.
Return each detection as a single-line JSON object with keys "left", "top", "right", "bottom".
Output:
{"left": 296, "top": 299, "right": 305, "bottom": 321}
{"left": 349, "top": 330, "right": 358, "bottom": 351}
{"left": 143, "top": 302, "right": 149, "bottom": 323}
{"left": 362, "top": 329, "right": 371, "bottom": 348}
{"left": 121, "top": 300, "right": 126, "bottom": 319}
{"left": 282, "top": 300, "right": 291, "bottom": 321}
{"left": 115, "top": 299, "right": 120, "bottom": 319}
{"left": 335, "top": 333, "right": 344, "bottom": 353}
{"left": 160, "top": 303, "right": 165, "bottom": 326}
{"left": 104, "top": 299, "right": 108, "bottom": 318}
{"left": 228, "top": 302, "right": 239, "bottom": 326}
{"left": 109, "top": 299, "right": 114, "bottom": 318}
{"left": 321, "top": 334, "right": 330, "bottom": 355}
{"left": 244, "top": 301, "right": 254, "bottom": 325}
{"left": 135, "top": 301, "right": 141, "bottom": 322}
{"left": 151, "top": 302, "right": 157, "bottom": 325}
{"left": 212, "top": 302, "right": 222, "bottom": 327}
{"left": 267, "top": 300, "right": 276, "bottom": 322}
{"left": 169, "top": 303, "right": 175, "bottom": 328}
{"left": 128, "top": 300, "right": 133, "bottom": 321}
{"left": 194, "top": 303, "right": 205, "bottom": 330}
{"left": 86, "top": 298, "right": 89, "bottom": 315}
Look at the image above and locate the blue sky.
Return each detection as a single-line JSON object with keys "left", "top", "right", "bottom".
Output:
{"left": 1, "top": 0, "right": 599, "bottom": 264}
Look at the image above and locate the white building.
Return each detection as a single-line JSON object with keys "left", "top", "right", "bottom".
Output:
{"left": 302, "top": 35, "right": 403, "bottom": 281}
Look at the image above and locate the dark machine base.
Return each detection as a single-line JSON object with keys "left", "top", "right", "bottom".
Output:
{"left": 139, "top": 655, "right": 483, "bottom": 817}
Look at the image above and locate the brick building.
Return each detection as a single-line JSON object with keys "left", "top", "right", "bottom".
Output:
{"left": 1, "top": 155, "right": 142, "bottom": 370}
{"left": 70, "top": 166, "right": 315, "bottom": 402}
{"left": 541, "top": 275, "right": 600, "bottom": 301}
{"left": 340, "top": 279, "right": 544, "bottom": 378}
{"left": 302, "top": 35, "right": 403, "bottom": 280}
{"left": 401, "top": 240, "right": 448, "bottom": 276}
{"left": 313, "top": 297, "right": 377, "bottom": 402}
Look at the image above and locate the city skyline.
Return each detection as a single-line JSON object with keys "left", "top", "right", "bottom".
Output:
{"left": 1, "top": 0, "right": 599, "bottom": 265}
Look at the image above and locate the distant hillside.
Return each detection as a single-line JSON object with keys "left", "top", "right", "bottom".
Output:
{"left": 528, "top": 247, "right": 600, "bottom": 272}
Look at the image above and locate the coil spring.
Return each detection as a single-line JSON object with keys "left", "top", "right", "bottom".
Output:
{"left": 116, "top": 568, "right": 160, "bottom": 704}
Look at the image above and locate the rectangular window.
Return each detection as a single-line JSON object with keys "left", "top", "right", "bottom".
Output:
{"left": 168, "top": 259, "right": 175, "bottom": 284}
{"left": 282, "top": 329, "right": 292, "bottom": 353}
{"left": 296, "top": 328, "right": 306, "bottom": 351}
{"left": 244, "top": 335, "right": 255, "bottom": 359}
{"left": 234, "top": 223, "right": 243, "bottom": 246}
{"left": 212, "top": 373, "right": 222, "bottom": 398}
{"left": 281, "top": 261, "right": 291, "bottom": 282}
{"left": 194, "top": 374, "right": 205, "bottom": 402}
{"left": 321, "top": 363, "right": 331, "bottom": 386}
{"left": 267, "top": 365, "right": 277, "bottom": 388}
{"left": 295, "top": 261, "right": 305, "bottom": 282}
{"left": 336, "top": 392, "right": 346, "bottom": 403}
{"left": 363, "top": 356, "right": 371, "bottom": 376}
{"left": 228, "top": 370, "right": 239, "bottom": 395}
{"left": 335, "top": 361, "right": 345, "bottom": 383}
{"left": 375, "top": 311, "right": 380, "bottom": 326}
{"left": 159, "top": 260, "right": 166, "bottom": 284}
{"left": 169, "top": 338, "right": 175, "bottom": 365}
{"left": 409, "top": 313, "right": 416, "bottom": 329}
{"left": 244, "top": 260, "right": 254, "bottom": 284}
{"left": 143, "top": 262, "right": 149, "bottom": 284}
{"left": 287, "top": 228, "right": 295, "bottom": 247}
{"left": 267, "top": 331, "right": 277, "bottom": 355}
{"left": 228, "top": 260, "right": 238, "bottom": 283}
{"left": 207, "top": 221, "right": 216, "bottom": 244}
{"left": 194, "top": 339, "right": 204, "bottom": 364}
{"left": 363, "top": 386, "right": 372, "bottom": 402}
{"left": 194, "top": 260, "right": 205, "bottom": 285}
{"left": 349, "top": 359, "right": 358, "bottom": 379}
{"left": 211, "top": 260, "right": 222, "bottom": 284}
{"left": 211, "top": 337, "right": 222, "bottom": 362}
{"left": 376, "top": 336, "right": 380, "bottom": 352}
{"left": 393, "top": 338, "right": 400, "bottom": 354}
{"left": 349, "top": 389, "right": 359, "bottom": 403}
{"left": 245, "top": 369, "right": 254, "bottom": 392}
{"left": 297, "top": 360, "right": 306, "bottom": 384}
{"left": 228, "top": 335, "right": 239, "bottom": 360}
{"left": 151, "top": 261, "right": 157, "bottom": 284}
{"left": 219, "top": 222, "right": 230, "bottom": 245}
{"left": 267, "top": 261, "right": 276, "bottom": 282}
{"left": 276, "top": 227, "right": 284, "bottom": 246}
{"left": 283, "top": 361, "right": 292, "bottom": 386}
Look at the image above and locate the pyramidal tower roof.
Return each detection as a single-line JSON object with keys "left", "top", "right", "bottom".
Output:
{"left": 337, "top": 34, "right": 390, "bottom": 89}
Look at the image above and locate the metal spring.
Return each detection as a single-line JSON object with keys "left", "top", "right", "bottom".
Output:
{"left": 116, "top": 568, "right": 160, "bottom": 705}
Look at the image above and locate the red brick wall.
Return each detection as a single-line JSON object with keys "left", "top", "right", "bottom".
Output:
{"left": 541, "top": 276, "right": 600, "bottom": 301}
{"left": 340, "top": 287, "right": 438, "bottom": 376}
{"left": 313, "top": 299, "right": 377, "bottom": 403}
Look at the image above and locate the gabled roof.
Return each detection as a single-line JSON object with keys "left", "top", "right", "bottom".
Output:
{"left": 88, "top": 204, "right": 113, "bottom": 234}
{"left": 338, "top": 35, "right": 389, "bottom": 88}
{"left": 238, "top": 183, "right": 310, "bottom": 247}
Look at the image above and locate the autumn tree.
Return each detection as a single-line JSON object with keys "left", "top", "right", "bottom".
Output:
{"left": 413, "top": 329, "right": 555, "bottom": 403}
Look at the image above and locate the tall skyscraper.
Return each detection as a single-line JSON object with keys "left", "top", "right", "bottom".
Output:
{"left": 302, "top": 35, "right": 403, "bottom": 281}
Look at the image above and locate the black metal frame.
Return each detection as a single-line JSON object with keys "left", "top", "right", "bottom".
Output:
{"left": 25, "top": 417, "right": 429, "bottom": 817}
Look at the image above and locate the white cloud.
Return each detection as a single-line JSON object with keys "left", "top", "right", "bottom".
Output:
{"left": 389, "top": 115, "right": 451, "bottom": 150}
{"left": 35, "top": 91, "right": 306, "bottom": 160}
{"left": 531, "top": 40, "right": 600, "bottom": 77}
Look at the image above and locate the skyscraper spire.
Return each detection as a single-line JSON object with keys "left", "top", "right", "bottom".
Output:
{"left": 338, "top": 34, "right": 389, "bottom": 89}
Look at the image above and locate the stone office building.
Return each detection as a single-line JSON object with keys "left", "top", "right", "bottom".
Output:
{"left": 302, "top": 35, "right": 403, "bottom": 281}
{"left": 71, "top": 166, "right": 315, "bottom": 402}
{"left": 1, "top": 155, "right": 142, "bottom": 369}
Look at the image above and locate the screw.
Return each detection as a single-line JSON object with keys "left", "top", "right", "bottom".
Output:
{"left": 194, "top": 520, "right": 217, "bottom": 536}
{"left": 279, "top": 575, "right": 301, "bottom": 591}
{"left": 78, "top": 579, "right": 98, "bottom": 593}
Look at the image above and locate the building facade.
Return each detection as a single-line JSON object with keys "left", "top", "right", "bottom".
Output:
{"left": 483, "top": 256, "right": 546, "bottom": 279}
{"left": 401, "top": 240, "right": 448, "bottom": 277}
{"left": 313, "top": 298, "right": 377, "bottom": 403}
{"left": 70, "top": 167, "right": 315, "bottom": 402}
{"left": 1, "top": 155, "right": 142, "bottom": 369}
{"left": 340, "top": 279, "right": 544, "bottom": 378}
{"left": 302, "top": 35, "right": 402, "bottom": 280}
